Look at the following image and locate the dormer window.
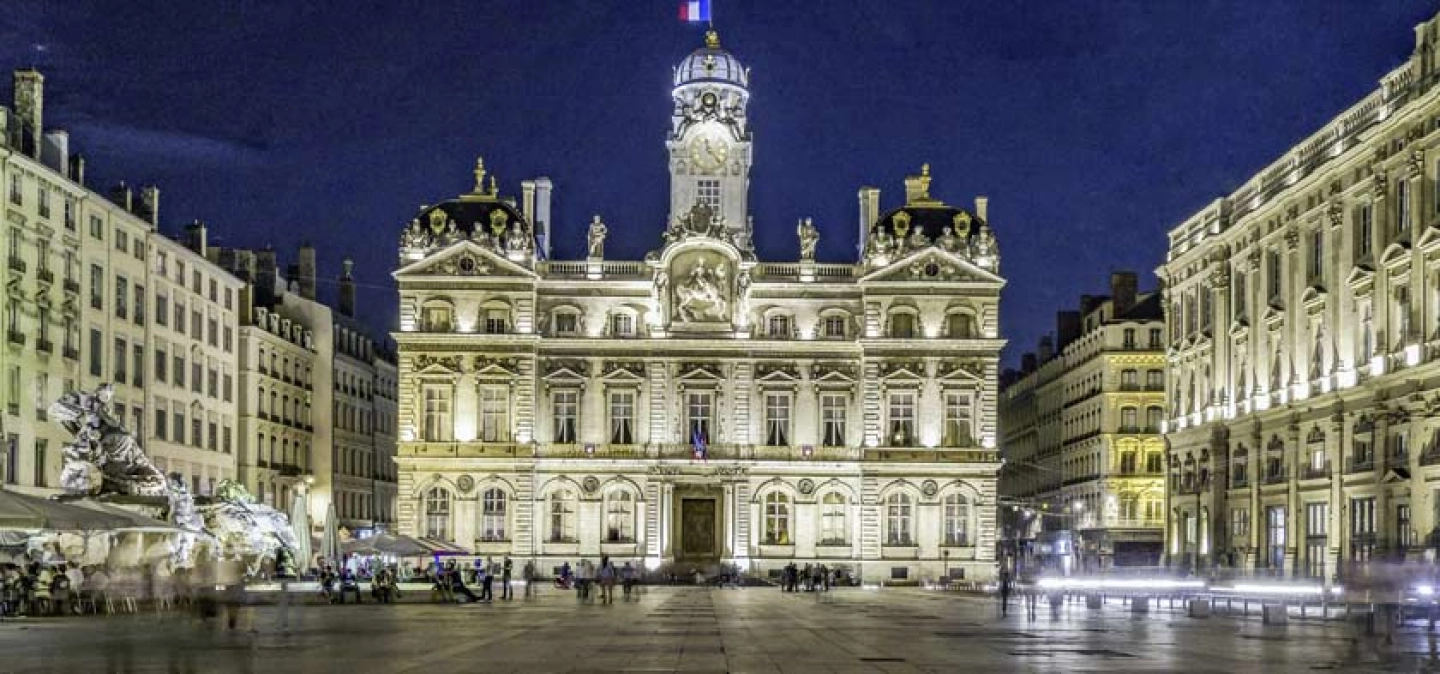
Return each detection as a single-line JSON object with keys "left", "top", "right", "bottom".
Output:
{"left": 422, "top": 304, "right": 453, "bottom": 332}
{"left": 484, "top": 308, "right": 509, "bottom": 334}
{"left": 554, "top": 312, "right": 578, "bottom": 336}
{"left": 822, "top": 314, "right": 847, "bottom": 339}
{"left": 610, "top": 313, "right": 635, "bottom": 337}
{"left": 767, "top": 314, "right": 791, "bottom": 339}
{"left": 889, "top": 312, "right": 916, "bottom": 339}
{"left": 946, "top": 312, "right": 976, "bottom": 339}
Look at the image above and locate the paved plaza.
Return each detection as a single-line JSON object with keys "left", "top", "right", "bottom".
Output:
{"left": 0, "top": 587, "right": 1437, "bottom": 673}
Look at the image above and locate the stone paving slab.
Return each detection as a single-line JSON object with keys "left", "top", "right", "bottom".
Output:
{"left": 0, "top": 588, "right": 1433, "bottom": 672}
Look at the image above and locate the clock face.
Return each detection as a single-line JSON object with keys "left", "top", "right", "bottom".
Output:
{"left": 687, "top": 131, "right": 729, "bottom": 172}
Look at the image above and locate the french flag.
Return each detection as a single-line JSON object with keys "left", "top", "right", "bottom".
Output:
{"left": 692, "top": 427, "right": 708, "bottom": 461}
{"left": 679, "top": 0, "right": 711, "bottom": 23}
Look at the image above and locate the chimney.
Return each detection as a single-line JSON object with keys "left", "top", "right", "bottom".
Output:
{"left": 857, "top": 186, "right": 880, "bottom": 257}
{"left": 534, "top": 177, "right": 553, "bottom": 260}
{"left": 902, "top": 163, "right": 932, "bottom": 204}
{"left": 1111, "top": 271, "right": 1138, "bottom": 317}
{"left": 69, "top": 154, "right": 84, "bottom": 185}
{"left": 1056, "top": 310, "right": 1082, "bottom": 352}
{"left": 12, "top": 69, "right": 42, "bottom": 157}
{"left": 255, "top": 247, "right": 278, "bottom": 305}
{"left": 139, "top": 185, "right": 160, "bottom": 227}
{"left": 109, "top": 182, "right": 133, "bottom": 212}
{"left": 297, "top": 243, "right": 317, "bottom": 301}
{"left": 41, "top": 129, "right": 67, "bottom": 175}
{"left": 1021, "top": 353, "right": 1037, "bottom": 374}
{"left": 975, "top": 196, "right": 989, "bottom": 222}
{"left": 339, "top": 257, "right": 356, "bottom": 318}
{"left": 1038, "top": 336, "right": 1054, "bottom": 363}
{"left": 183, "top": 220, "right": 207, "bottom": 256}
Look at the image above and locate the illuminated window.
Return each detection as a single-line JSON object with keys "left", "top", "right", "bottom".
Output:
{"left": 424, "top": 487, "right": 452, "bottom": 540}
{"left": 548, "top": 489, "right": 577, "bottom": 542}
{"left": 480, "top": 488, "right": 507, "bottom": 541}
{"left": 764, "top": 393, "right": 790, "bottom": 446}
{"left": 479, "top": 386, "right": 509, "bottom": 442}
{"left": 686, "top": 391, "right": 712, "bottom": 444}
{"left": 764, "top": 492, "right": 791, "bottom": 544}
{"left": 885, "top": 493, "right": 913, "bottom": 546}
{"left": 820, "top": 394, "right": 846, "bottom": 447}
{"left": 942, "top": 392, "right": 972, "bottom": 446}
{"left": 552, "top": 390, "right": 578, "bottom": 443}
{"left": 943, "top": 494, "right": 971, "bottom": 546}
{"left": 886, "top": 392, "right": 915, "bottom": 446}
{"left": 609, "top": 390, "right": 635, "bottom": 444}
{"left": 422, "top": 385, "right": 452, "bottom": 441}
{"left": 820, "top": 493, "right": 847, "bottom": 544}
{"left": 605, "top": 491, "right": 635, "bottom": 542}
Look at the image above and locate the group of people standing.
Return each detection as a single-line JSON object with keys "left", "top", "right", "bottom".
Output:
{"left": 779, "top": 562, "right": 833, "bottom": 593}
{"left": 556, "top": 556, "right": 638, "bottom": 602}
{"left": 0, "top": 562, "right": 91, "bottom": 617}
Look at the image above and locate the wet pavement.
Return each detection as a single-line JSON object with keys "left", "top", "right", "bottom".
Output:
{"left": 0, "top": 586, "right": 1435, "bottom": 672}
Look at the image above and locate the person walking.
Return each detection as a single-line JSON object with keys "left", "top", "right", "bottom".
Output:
{"left": 998, "top": 570, "right": 1013, "bottom": 617}
{"left": 598, "top": 556, "right": 616, "bottom": 603}
{"left": 522, "top": 559, "right": 536, "bottom": 598}
{"left": 501, "top": 556, "right": 513, "bottom": 601}
{"left": 621, "top": 562, "right": 637, "bottom": 600}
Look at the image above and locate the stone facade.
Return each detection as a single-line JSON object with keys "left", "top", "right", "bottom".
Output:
{"left": 1160, "top": 12, "right": 1440, "bottom": 579}
{"left": 999, "top": 273, "right": 1167, "bottom": 571}
{"left": 393, "top": 31, "right": 1004, "bottom": 582}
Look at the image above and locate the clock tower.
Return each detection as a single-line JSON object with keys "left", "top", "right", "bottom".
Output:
{"left": 668, "top": 30, "right": 752, "bottom": 245}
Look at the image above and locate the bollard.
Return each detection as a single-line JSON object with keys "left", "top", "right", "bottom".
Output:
{"left": 1263, "top": 604, "right": 1288, "bottom": 626}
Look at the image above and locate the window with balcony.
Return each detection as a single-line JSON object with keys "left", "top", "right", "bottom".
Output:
{"left": 1120, "top": 407, "right": 1138, "bottom": 432}
{"left": 764, "top": 393, "right": 790, "bottom": 446}
{"left": 479, "top": 386, "right": 509, "bottom": 442}
{"left": 421, "top": 385, "right": 453, "bottom": 442}
{"left": 886, "top": 391, "right": 916, "bottom": 446}
{"left": 1120, "top": 369, "right": 1138, "bottom": 390}
{"left": 552, "top": 390, "right": 578, "bottom": 444}
{"left": 942, "top": 392, "right": 973, "bottom": 446}
{"left": 820, "top": 393, "right": 846, "bottom": 447}
{"left": 686, "top": 390, "right": 713, "bottom": 446}
{"left": 609, "top": 390, "right": 635, "bottom": 444}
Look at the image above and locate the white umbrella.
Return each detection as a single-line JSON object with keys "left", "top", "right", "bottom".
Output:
{"left": 290, "top": 491, "right": 312, "bottom": 572}
{"left": 321, "top": 501, "right": 339, "bottom": 567}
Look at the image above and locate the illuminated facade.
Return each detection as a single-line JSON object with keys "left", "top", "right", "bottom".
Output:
{"left": 999, "top": 273, "right": 1166, "bottom": 570}
{"left": 393, "top": 31, "right": 1004, "bottom": 581}
{"left": 1161, "top": 12, "right": 1440, "bottom": 579}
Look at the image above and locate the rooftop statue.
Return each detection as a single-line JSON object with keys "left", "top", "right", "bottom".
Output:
{"left": 796, "top": 218, "right": 819, "bottom": 261}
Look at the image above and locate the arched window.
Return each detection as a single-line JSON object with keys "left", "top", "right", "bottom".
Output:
{"left": 549, "top": 489, "right": 577, "bottom": 543}
{"left": 889, "top": 311, "right": 917, "bottom": 338}
{"left": 943, "top": 494, "right": 971, "bottom": 546}
{"left": 1120, "top": 406, "right": 1138, "bottom": 431}
{"left": 1119, "top": 449, "right": 1138, "bottom": 474}
{"left": 605, "top": 490, "right": 636, "bottom": 542}
{"left": 763, "top": 492, "right": 791, "bottom": 545}
{"left": 421, "top": 301, "right": 454, "bottom": 332}
{"left": 481, "top": 488, "right": 508, "bottom": 541}
{"left": 423, "top": 486, "right": 452, "bottom": 540}
{"left": 885, "top": 493, "right": 913, "bottom": 546}
{"left": 766, "top": 314, "right": 792, "bottom": 339}
{"left": 820, "top": 492, "right": 848, "bottom": 545}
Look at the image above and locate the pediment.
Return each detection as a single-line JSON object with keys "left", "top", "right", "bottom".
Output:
{"left": 1383, "top": 467, "right": 1411, "bottom": 483}
{"left": 812, "top": 364, "right": 859, "bottom": 386}
{"left": 755, "top": 364, "right": 801, "bottom": 384}
{"left": 1417, "top": 225, "right": 1440, "bottom": 254}
{"left": 1379, "top": 242, "right": 1412, "bottom": 270}
{"left": 541, "top": 363, "right": 589, "bottom": 384}
{"left": 1345, "top": 265, "right": 1375, "bottom": 293}
{"left": 937, "top": 362, "right": 985, "bottom": 383}
{"left": 413, "top": 354, "right": 464, "bottom": 378}
{"left": 394, "top": 240, "right": 537, "bottom": 280}
{"left": 859, "top": 248, "right": 1004, "bottom": 285}
{"left": 472, "top": 355, "right": 521, "bottom": 378}
{"left": 1301, "top": 286, "right": 1326, "bottom": 312}
{"left": 599, "top": 361, "right": 646, "bottom": 382}
{"left": 879, "top": 362, "right": 925, "bottom": 382}
{"left": 677, "top": 363, "right": 725, "bottom": 381}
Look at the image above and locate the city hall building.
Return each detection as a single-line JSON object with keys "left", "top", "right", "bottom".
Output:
{"left": 392, "top": 31, "right": 1004, "bottom": 582}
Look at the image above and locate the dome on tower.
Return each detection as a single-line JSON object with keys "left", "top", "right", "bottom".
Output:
{"left": 674, "top": 30, "right": 748, "bottom": 88}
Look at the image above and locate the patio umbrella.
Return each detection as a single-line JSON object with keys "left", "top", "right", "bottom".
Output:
{"left": 290, "top": 491, "right": 312, "bottom": 570}
{"left": 321, "top": 501, "right": 339, "bottom": 565}
{"left": 0, "top": 488, "right": 136, "bottom": 531}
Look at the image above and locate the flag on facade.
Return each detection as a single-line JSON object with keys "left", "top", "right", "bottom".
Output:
{"left": 679, "top": 0, "right": 711, "bottom": 23}
{"left": 692, "top": 426, "right": 708, "bottom": 461}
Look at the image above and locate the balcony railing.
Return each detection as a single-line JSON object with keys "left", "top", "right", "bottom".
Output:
{"left": 35, "top": 338, "right": 51, "bottom": 354}
{"left": 1263, "top": 470, "right": 1288, "bottom": 485}
{"left": 6, "top": 330, "right": 24, "bottom": 346}
{"left": 1347, "top": 458, "right": 1375, "bottom": 474}
{"left": 1301, "top": 464, "right": 1331, "bottom": 480}
{"left": 1231, "top": 475, "right": 1249, "bottom": 489}
{"left": 6, "top": 257, "right": 25, "bottom": 274}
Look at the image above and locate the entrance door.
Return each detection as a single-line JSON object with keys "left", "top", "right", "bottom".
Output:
{"left": 680, "top": 498, "right": 718, "bottom": 560}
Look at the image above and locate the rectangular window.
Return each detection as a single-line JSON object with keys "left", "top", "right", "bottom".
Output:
{"left": 1266, "top": 249, "right": 1281, "bottom": 300}
{"left": 156, "top": 293, "right": 168, "bottom": 326}
{"left": 207, "top": 369, "right": 217, "bottom": 399}
{"left": 191, "top": 361, "right": 201, "bottom": 393}
{"left": 8, "top": 175, "right": 20, "bottom": 205}
{"left": 191, "top": 310, "right": 201, "bottom": 340}
{"left": 2, "top": 435, "right": 14, "bottom": 484}
{"left": 36, "top": 185, "right": 49, "bottom": 218}
{"left": 33, "top": 439, "right": 46, "bottom": 487}
{"left": 1266, "top": 506, "right": 1287, "bottom": 569}
{"left": 823, "top": 315, "right": 847, "bottom": 338}
{"left": 942, "top": 392, "right": 973, "bottom": 446}
{"left": 173, "top": 301, "right": 184, "bottom": 335}
{"left": 553, "top": 390, "right": 578, "bottom": 444}
{"left": 695, "top": 178, "right": 721, "bottom": 216}
{"left": 88, "top": 328, "right": 102, "bottom": 377}
{"left": 154, "top": 348, "right": 167, "bottom": 383}
{"left": 610, "top": 313, "right": 634, "bottom": 337}
{"left": 887, "top": 391, "right": 916, "bottom": 446}
{"left": 820, "top": 393, "right": 847, "bottom": 447}
{"left": 89, "top": 264, "right": 103, "bottom": 310}
{"left": 686, "top": 390, "right": 713, "bottom": 444}
{"left": 609, "top": 390, "right": 635, "bottom": 444}
{"left": 479, "top": 386, "right": 509, "bottom": 442}
{"left": 1351, "top": 497, "right": 1376, "bottom": 562}
{"left": 890, "top": 313, "right": 916, "bottom": 338}
{"left": 764, "top": 393, "right": 790, "bottom": 446}
{"left": 133, "top": 284, "right": 145, "bottom": 324}
{"left": 554, "top": 313, "right": 577, "bottom": 335}
{"left": 766, "top": 315, "right": 790, "bottom": 339}
{"left": 174, "top": 354, "right": 185, "bottom": 388}
{"left": 484, "top": 309, "right": 508, "bottom": 334}
{"left": 207, "top": 318, "right": 218, "bottom": 347}
{"left": 207, "top": 421, "right": 217, "bottom": 452}
{"left": 1305, "top": 502, "right": 1328, "bottom": 578}
{"left": 1399, "top": 504, "right": 1414, "bottom": 549}
{"left": 1357, "top": 203, "right": 1373, "bottom": 259}
{"left": 154, "top": 406, "right": 167, "bottom": 440}
{"left": 223, "top": 326, "right": 232, "bottom": 353}
{"left": 115, "top": 275, "right": 128, "bottom": 319}
{"left": 173, "top": 410, "right": 185, "bottom": 445}
{"left": 1122, "top": 328, "right": 1136, "bottom": 349}
{"left": 88, "top": 215, "right": 103, "bottom": 240}
{"left": 114, "top": 228, "right": 127, "bottom": 253}
{"left": 1307, "top": 229, "right": 1323, "bottom": 283}
{"left": 132, "top": 344, "right": 143, "bottom": 387}
{"left": 1398, "top": 178, "right": 1411, "bottom": 233}
{"left": 1149, "top": 327, "right": 1163, "bottom": 348}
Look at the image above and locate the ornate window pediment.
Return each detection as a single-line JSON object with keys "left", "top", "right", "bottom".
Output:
{"left": 756, "top": 363, "right": 800, "bottom": 387}
{"left": 599, "top": 360, "right": 646, "bottom": 383}
{"left": 937, "top": 361, "right": 984, "bottom": 384}
{"left": 1346, "top": 265, "right": 1376, "bottom": 295}
{"left": 413, "top": 354, "right": 464, "bottom": 378}
{"left": 677, "top": 362, "right": 725, "bottom": 384}
{"left": 879, "top": 361, "right": 925, "bottom": 384}
{"left": 472, "top": 355, "right": 520, "bottom": 379}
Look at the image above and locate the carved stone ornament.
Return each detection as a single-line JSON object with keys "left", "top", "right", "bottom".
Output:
{"left": 921, "top": 480, "right": 939, "bottom": 497}
{"left": 1327, "top": 200, "right": 1344, "bottom": 228}
{"left": 602, "top": 360, "right": 646, "bottom": 378}
{"left": 679, "top": 362, "right": 724, "bottom": 379}
{"left": 1372, "top": 170, "right": 1388, "bottom": 199}
{"left": 415, "top": 354, "right": 464, "bottom": 373}
{"left": 812, "top": 362, "right": 858, "bottom": 380}
{"left": 473, "top": 355, "right": 519, "bottom": 372}
{"left": 545, "top": 359, "right": 589, "bottom": 377}
{"left": 939, "top": 361, "right": 984, "bottom": 379}
{"left": 674, "top": 257, "right": 730, "bottom": 322}
{"left": 456, "top": 475, "right": 475, "bottom": 493}
{"left": 1410, "top": 149, "right": 1425, "bottom": 177}
{"left": 798, "top": 479, "right": 815, "bottom": 495}
{"left": 582, "top": 476, "right": 601, "bottom": 494}
{"left": 756, "top": 362, "right": 799, "bottom": 379}
{"left": 1283, "top": 227, "right": 1299, "bottom": 252}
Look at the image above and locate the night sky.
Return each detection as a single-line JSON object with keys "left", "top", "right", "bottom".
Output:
{"left": 2, "top": 1, "right": 1435, "bottom": 365}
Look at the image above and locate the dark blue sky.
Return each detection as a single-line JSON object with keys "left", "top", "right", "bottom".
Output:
{"left": 2, "top": 1, "right": 1435, "bottom": 364}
